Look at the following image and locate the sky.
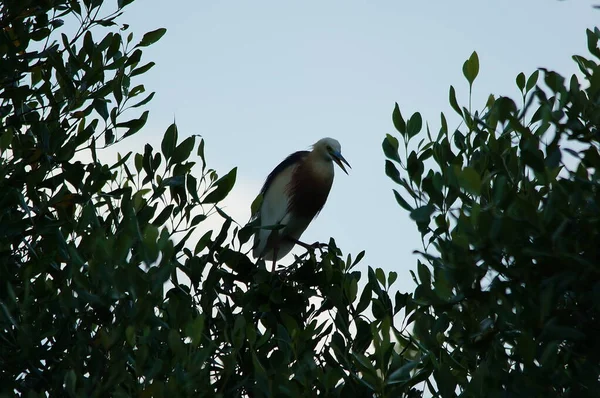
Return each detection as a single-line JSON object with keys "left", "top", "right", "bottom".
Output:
{"left": 105, "top": 0, "right": 599, "bottom": 295}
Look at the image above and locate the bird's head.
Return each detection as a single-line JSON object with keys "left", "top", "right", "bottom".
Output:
{"left": 313, "top": 137, "right": 351, "bottom": 175}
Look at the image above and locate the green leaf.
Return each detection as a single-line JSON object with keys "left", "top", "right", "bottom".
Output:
{"left": 105, "top": 129, "right": 114, "bottom": 146}
{"left": 161, "top": 123, "right": 177, "bottom": 161}
{"left": 131, "top": 61, "right": 156, "bottom": 77}
{"left": 587, "top": 28, "right": 600, "bottom": 58}
{"left": 204, "top": 168, "right": 237, "bottom": 204}
{"left": 449, "top": 86, "right": 462, "bottom": 116}
{"left": 117, "top": 110, "right": 149, "bottom": 138}
{"left": 170, "top": 136, "right": 195, "bottom": 165}
{"left": 388, "top": 271, "right": 398, "bottom": 286}
{"left": 462, "top": 51, "right": 479, "bottom": 86}
{"left": 152, "top": 204, "right": 174, "bottom": 226}
{"left": 382, "top": 134, "right": 401, "bottom": 163}
{"left": 407, "top": 112, "right": 422, "bottom": 139}
{"left": 407, "top": 150, "right": 424, "bottom": 184}
{"left": 417, "top": 261, "right": 431, "bottom": 286}
{"left": 352, "top": 250, "right": 365, "bottom": 266}
{"left": 393, "top": 189, "right": 413, "bottom": 211}
{"left": 458, "top": 167, "right": 481, "bottom": 195}
{"left": 356, "top": 284, "right": 372, "bottom": 314}
{"left": 385, "top": 160, "right": 402, "bottom": 185}
{"left": 194, "top": 230, "right": 213, "bottom": 254}
{"left": 250, "top": 193, "right": 263, "bottom": 216}
{"left": 526, "top": 70, "right": 540, "bottom": 92}
{"left": 435, "top": 365, "right": 458, "bottom": 397}
{"left": 516, "top": 72, "right": 525, "bottom": 91}
{"left": 386, "top": 360, "right": 419, "bottom": 385}
{"left": 131, "top": 92, "right": 155, "bottom": 108}
{"left": 185, "top": 315, "right": 205, "bottom": 347}
{"left": 136, "top": 28, "right": 167, "bottom": 47}
{"left": 0, "top": 129, "right": 13, "bottom": 152}
{"left": 375, "top": 267, "right": 386, "bottom": 287}
{"left": 392, "top": 103, "right": 406, "bottom": 136}
{"left": 410, "top": 205, "right": 433, "bottom": 224}
{"left": 187, "top": 174, "right": 201, "bottom": 203}
{"left": 93, "top": 99, "right": 109, "bottom": 120}
{"left": 346, "top": 278, "right": 358, "bottom": 303}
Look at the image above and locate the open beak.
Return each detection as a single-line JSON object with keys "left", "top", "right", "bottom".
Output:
{"left": 332, "top": 151, "right": 351, "bottom": 175}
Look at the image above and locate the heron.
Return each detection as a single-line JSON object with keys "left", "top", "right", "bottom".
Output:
{"left": 252, "top": 137, "right": 350, "bottom": 268}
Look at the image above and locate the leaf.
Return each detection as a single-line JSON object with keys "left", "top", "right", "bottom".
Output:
{"left": 187, "top": 174, "right": 201, "bottom": 203}
{"left": 458, "top": 167, "right": 481, "bottom": 195}
{"left": 392, "top": 103, "right": 406, "bottom": 136}
{"left": 417, "top": 261, "right": 431, "bottom": 286}
{"left": 136, "top": 28, "right": 167, "bottom": 47}
{"left": 382, "top": 134, "right": 401, "bottom": 163}
{"left": 131, "top": 61, "right": 156, "bottom": 77}
{"left": 386, "top": 360, "right": 419, "bottom": 385}
{"left": 385, "top": 160, "right": 402, "bottom": 185}
{"left": 407, "top": 112, "right": 422, "bottom": 139}
{"left": 131, "top": 92, "right": 155, "bottom": 108}
{"left": 194, "top": 230, "right": 213, "bottom": 254}
{"left": 346, "top": 278, "right": 358, "bottom": 303}
{"left": 394, "top": 291, "right": 408, "bottom": 313}
{"left": 516, "top": 72, "right": 525, "bottom": 91}
{"left": 462, "top": 51, "right": 479, "bottom": 86}
{"left": 204, "top": 168, "right": 237, "bottom": 204}
{"left": 407, "top": 151, "right": 424, "bottom": 184}
{"left": 356, "top": 284, "right": 372, "bottom": 314}
{"left": 410, "top": 205, "right": 433, "bottom": 224}
{"left": 93, "top": 99, "right": 109, "bottom": 120}
{"left": 393, "top": 189, "right": 414, "bottom": 212}
{"left": 0, "top": 129, "right": 13, "bottom": 152}
{"left": 152, "top": 204, "right": 174, "bottom": 226}
{"left": 170, "top": 136, "right": 195, "bottom": 165}
{"left": 526, "top": 70, "right": 540, "bottom": 92}
{"left": 435, "top": 365, "right": 458, "bottom": 397}
{"left": 388, "top": 271, "right": 398, "bottom": 286}
{"left": 250, "top": 193, "right": 263, "bottom": 216}
{"left": 587, "top": 27, "right": 600, "bottom": 58}
{"left": 161, "top": 123, "right": 177, "bottom": 161}
{"left": 449, "top": 86, "right": 462, "bottom": 116}
{"left": 105, "top": 129, "right": 114, "bottom": 146}
{"left": 117, "top": 110, "right": 149, "bottom": 138}
{"left": 375, "top": 268, "right": 386, "bottom": 287}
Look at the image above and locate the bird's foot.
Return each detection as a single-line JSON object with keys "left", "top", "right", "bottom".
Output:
{"left": 287, "top": 237, "right": 328, "bottom": 251}
{"left": 310, "top": 242, "right": 328, "bottom": 250}
{"left": 290, "top": 239, "right": 329, "bottom": 259}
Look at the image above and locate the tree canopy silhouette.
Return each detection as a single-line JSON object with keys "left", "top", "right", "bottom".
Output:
{"left": 1, "top": 0, "right": 599, "bottom": 397}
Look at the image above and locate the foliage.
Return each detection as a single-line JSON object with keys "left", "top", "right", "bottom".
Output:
{"left": 0, "top": 1, "right": 422, "bottom": 397}
{"left": 7, "top": 0, "right": 598, "bottom": 397}
{"left": 384, "top": 29, "right": 600, "bottom": 397}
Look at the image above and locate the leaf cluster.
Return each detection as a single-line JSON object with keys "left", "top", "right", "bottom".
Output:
{"left": 384, "top": 29, "right": 600, "bottom": 397}
{"left": 0, "top": 1, "right": 427, "bottom": 397}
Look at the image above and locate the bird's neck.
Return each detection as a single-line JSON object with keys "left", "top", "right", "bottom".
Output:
{"left": 305, "top": 152, "right": 334, "bottom": 183}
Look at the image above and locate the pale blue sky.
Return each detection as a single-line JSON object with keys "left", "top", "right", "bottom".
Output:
{"left": 112, "top": 0, "right": 597, "bottom": 293}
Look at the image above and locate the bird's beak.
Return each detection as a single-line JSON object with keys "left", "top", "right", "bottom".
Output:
{"left": 332, "top": 151, "right": 351, "bottom": 175}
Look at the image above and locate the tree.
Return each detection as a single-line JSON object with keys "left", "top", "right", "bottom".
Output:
{"left": 0, "top": 1, "right": 418, "bottom": 397}
{"left": 384, "top": 28, "right": 600, "bottom": 397}
{"left": 4, "top": 0, "right": 598, "bottom": 397}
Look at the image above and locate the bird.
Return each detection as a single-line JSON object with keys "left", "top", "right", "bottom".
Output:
{"left": 251, "top": 137, "right": 350, "bottom": 267}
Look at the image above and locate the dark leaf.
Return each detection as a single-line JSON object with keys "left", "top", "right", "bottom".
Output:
{"left": 136, "top": 28, "right": 167, "bottom": 47}
{"left": 204, "top": 168, "right": 237, "bottom": 204}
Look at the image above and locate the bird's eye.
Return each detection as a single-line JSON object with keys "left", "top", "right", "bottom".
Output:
{"left": 326, "top": 145, "right": 332, "bottom": 152}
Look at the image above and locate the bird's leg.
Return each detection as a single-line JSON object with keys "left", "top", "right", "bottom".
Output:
{"left": 271, "top": 247, "right": 278, "bottom": 272}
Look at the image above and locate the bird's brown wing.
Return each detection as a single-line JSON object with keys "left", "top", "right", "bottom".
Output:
{"left": 252, "top": 151, "right": 309, "bottom": 259}
{"left": 287, "top": 153, "right": 334, "bottom": 221}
